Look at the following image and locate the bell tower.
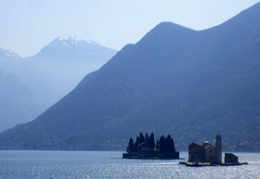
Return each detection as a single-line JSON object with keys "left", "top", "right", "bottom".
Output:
{"left": 215, "top": 134, "right": 222, "bottom": 164}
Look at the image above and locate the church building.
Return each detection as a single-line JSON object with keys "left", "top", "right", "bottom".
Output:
{"left": 188, "top": 134, "right": 222, "bottom": 164}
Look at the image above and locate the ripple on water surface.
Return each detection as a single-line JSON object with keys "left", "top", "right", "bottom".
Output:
{"left": 0, "top": 151, "right": 259, "bottom": 178}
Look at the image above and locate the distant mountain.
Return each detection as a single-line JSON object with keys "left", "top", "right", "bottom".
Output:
{"left": 3, "top": 37, "right": 117, "bottom": 108}
{"left": 0, "top": 38, "right": 116, "bottom": 131}
{"left": 0, "top": 3, "right": 260, "bottom": 151}
{"left": 0, "top": 72, "right": 41, "bottom": 132}
{"left": 0, "top": 48, "right": 22, "bottom": 72}
{"left": 0, "top": 49, "right": 42, "bottom": 131}
{"left": 32, "top": 36, "right": 116, "bottom": 63}
{"left": 0, "top": 48, "right": 21, "bottom": 61}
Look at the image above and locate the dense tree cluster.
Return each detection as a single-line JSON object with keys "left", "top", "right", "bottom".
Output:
{"left": 158, "top": 135, "right": 176, "bottom": 152}
{"left": 127, "top": 132, "right": 176, "bottom": 153}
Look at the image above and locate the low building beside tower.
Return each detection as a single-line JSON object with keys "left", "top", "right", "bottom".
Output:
{"left": 225, "top": 153, "right": 238, "bottom": 164}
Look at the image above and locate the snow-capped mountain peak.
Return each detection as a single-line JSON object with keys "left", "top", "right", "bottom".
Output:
{"left": 34, "top": 36, "right": 117, "bottom": 62}
{"left": 58, "top": 35, "right": 70, "bottom": 41}
{"left": 48, "top": 36, "right": 98, "bottom": 48}
{"left": 0, "top": 48, "right": 21, "bottom": 61}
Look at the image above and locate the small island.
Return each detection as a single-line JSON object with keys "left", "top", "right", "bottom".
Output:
{"left": 122, "top": 132, "right": 179, "bottom": 159}
{"left": 179, "top": 134, "right": 248, "bottom": 167}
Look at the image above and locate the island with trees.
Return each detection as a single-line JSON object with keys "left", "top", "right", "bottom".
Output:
{"left": 122, "top": 132, "right": 179, "bottom": 159}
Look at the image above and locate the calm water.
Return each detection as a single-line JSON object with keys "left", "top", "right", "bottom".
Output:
{"left": 0, "top": 151, "right": 259, "bottom": 178}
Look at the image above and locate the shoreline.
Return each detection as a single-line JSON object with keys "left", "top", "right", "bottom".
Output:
{"left": 179, "top": 161, "right": 249, "bottom": 167}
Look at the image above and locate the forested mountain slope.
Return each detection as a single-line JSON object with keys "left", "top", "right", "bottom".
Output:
{"left": 0, "top": 3, "right": 259, "bottom": 151}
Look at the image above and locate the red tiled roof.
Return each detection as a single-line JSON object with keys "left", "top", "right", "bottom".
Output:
{"left": 204, "top": 145, "right": 214, "bottom": 149}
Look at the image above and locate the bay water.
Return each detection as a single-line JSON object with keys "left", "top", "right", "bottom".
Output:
{"left": 0, "top": 151, "right": 259, "bottom": 178}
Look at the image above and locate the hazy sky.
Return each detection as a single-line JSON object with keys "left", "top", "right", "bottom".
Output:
{"left": 1, "top": 0, "right": 259, "bottom": 57}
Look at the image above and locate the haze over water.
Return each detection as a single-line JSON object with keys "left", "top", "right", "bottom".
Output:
{"left": 0, "top": 151, "right": 259, "bottom": 178}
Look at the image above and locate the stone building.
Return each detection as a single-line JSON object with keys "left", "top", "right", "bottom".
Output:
{"left": 205, "top": 144, "right": 216, "bottom": 163}
{"left": 188, "top": 143, "right": 206, "bottom": 162}
{"left": 188, "top": 134, "right": 222, "bottom": 164}
{"left": 225, "top": 153, "right": 238, "bottom": 164}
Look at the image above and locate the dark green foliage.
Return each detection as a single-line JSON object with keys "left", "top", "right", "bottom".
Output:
{"left": 165, "top": 135, "right": 175, "bottom": 152}
{"left": 129, "top": 133, "right": 145, "bottom": 153}
{"left": 159, "top": 136, "right": 165, "bottom": 152}
{"left": 134, "top": 136, "right": 140, "bottom": 152}
{"left": 1, "top": 3, "right": 260, "bottom": 151}
{"left": 124, "top": 132, "right": 179, "bottom": 159}
{"left": 149, "top": 133, "right": 155, "bottom": 149}
{"left": 145, "top": 133, "right": 149, "bottom": 143}
{"left": 158, "top": 135, "right": 176, "bottom": 153}
{"left": 140, "top": 133, "right": 144, "bottom": 144}
{"left": 127, "top": 138, "right": 134, "bottom": 153}
{"left": 127, "top": 132, "right": 176, "bottom": 153}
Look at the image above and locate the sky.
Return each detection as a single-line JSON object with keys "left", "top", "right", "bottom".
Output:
{"left": 0, "top": 0, "right": 260, "bottom": 57}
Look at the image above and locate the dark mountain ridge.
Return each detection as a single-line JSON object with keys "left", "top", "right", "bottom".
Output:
{"left": 0, "top": 3, "right": 260, "bottom": 151}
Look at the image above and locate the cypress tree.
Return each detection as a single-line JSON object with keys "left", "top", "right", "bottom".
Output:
{"left": 145, "top": 133, "right": 149, "bottom": 143}
{"left": 162, "top": 135, "right": 175, "bottom": 152}
{"left": 165, "top": 135, "right": 170, "bottom": 152}
{"left": 134, "top": 136, "right": 140, "bottom": 152}
{"left": 159, "top": 135, "right": 165, "bottom": 152}
{"left": 149, "top": 133, "right": 155, "bottom": 149}
{"left": 140, "top": 132, "right": 144, "bottom": 143}
{"left": 169, "top": 137, "right": 175, "bottom": 152}
{"left": 128, "top": 138, "right": 134, "bottom": 153}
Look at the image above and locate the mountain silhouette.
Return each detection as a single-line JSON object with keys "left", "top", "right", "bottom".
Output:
{"left": 0, "top": 3, "right": 259, "bottom": 151}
